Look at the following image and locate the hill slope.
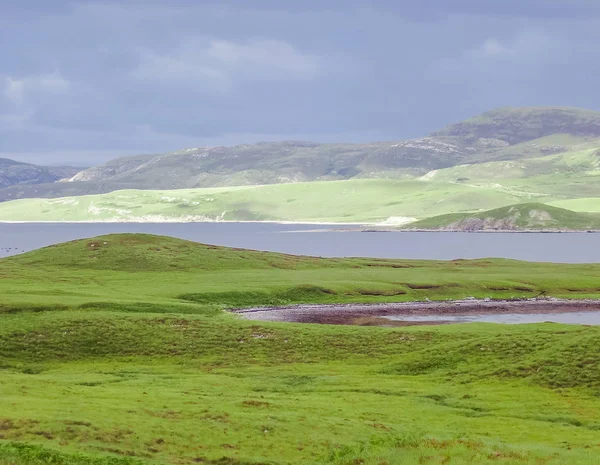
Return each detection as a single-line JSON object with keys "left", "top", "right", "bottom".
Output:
{"left": 61, "top": 138, "right": 477, "bottom": 188}
{"left": 66, "top": 107, "right": 600, "bottom": 189}
{"left": 3, "top": 235, "right": 600, "bottom": 464}
{"left": 3, "top": 145, "right": 600, "bottom": 224}
{"left": 417, "top": 147, "right": 600, "bottom": 199}
{"left": 1, "top": 106, "right": 599, "bottom": 203}
{"left": 403, "top": 203, "right": 600, "bottom": 231}
{"left": 6, "top": 233, "right": 322, "bottom": 272}
{"left": 433, "top": 106, "right": 600, "bottom": 144}
{"left": 0, "top": 158, "right": 81, "bottom": 189}
{"left": 0, "top": 179, "right": 537, "bottom": 223}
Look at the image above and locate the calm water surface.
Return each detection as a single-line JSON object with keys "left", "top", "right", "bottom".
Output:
{"left": 0, "top": 223, "right": 599, "bottom": 263}
{"left": 384, "top": 312, "right": 600, "bottom": 325}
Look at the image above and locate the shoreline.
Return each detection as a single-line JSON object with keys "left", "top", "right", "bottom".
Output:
{"left": 232, "top": 298, "right": 600, "bottom": 326}
{"left": 394, "top": 228, "right": 600, "bottom": 234}
{"left": 0, "top": 220, "right": 598, "bottom": 233}
{"left": 0, "top": 220, "right": 364, "bottom": 225}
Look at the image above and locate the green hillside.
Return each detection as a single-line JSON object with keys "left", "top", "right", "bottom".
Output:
{"left": 1, "top": 107, "right": 600, "bottom": 224}
{"left": 0, "top": 158, "right": 81, "bottom": 189}
{"left": 549, "top": 197, "right": 600, "bottom": 213}
{"left": 418, "top": 147, "right": 600, "bottom": 197}
{"left": 7, "top": 233, "right": 599, "bottom": 306}
{"left": 403, "top": 203, "right": 600, "bottom": 231}
{"left": 3, "top": 235, "right": 600, "bottom": 464}
{"left": 0, "top": 179, "right": 538, "bottom": 223}
{"left": 2, "top": 149, "right": 600, "bottom": 225}
{"left": 1, "top": 107, "right": 600, "bottom": 203}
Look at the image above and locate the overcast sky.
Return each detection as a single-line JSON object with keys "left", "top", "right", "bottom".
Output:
{"left": 2, "top": 0, "right": 600, "bottom": 166}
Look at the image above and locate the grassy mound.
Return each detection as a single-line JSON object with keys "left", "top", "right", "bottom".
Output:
{"left": 3, "top": 233, "right": 327, "bottom": 272}
{"left": 404, "top": 203, "right": 600, "bottom": 231}
{"left": 2, "top": 234, "right": 600, "bottom": 312}
{"left": 3, "top": 233, "right": 600, "bottom": 310}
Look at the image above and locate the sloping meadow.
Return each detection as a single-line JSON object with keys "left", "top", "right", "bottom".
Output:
{"left": 2, "top": 234, "right": 600, "bottom": 464}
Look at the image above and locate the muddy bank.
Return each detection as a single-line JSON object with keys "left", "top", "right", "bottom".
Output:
{"left": 231, "top": 299, "right": 600, "bottom": 326}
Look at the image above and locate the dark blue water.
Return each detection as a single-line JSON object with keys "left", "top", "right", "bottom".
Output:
{"left": 0, "top": 223, "right": 599, "bottom": 263}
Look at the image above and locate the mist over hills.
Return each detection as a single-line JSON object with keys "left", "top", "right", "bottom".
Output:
{"left": 2, "top": 106, "right": 600, "bottom": 203}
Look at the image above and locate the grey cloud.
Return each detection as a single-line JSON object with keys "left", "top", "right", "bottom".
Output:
{"left": 110, "top": 0, "right": 600, "bottom": 19}
{"left": 133, "top": 37, "right": 321, "bottom": 88}
{"left": 428, "top": 0, "right": 600, "bottom": 18}
{"left": 2, "top": 1, "right": 600, "bottom": 164}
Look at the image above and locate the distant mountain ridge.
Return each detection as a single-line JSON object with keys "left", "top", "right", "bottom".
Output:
{"left": 0, "top": 158, "right": 81, "bottom": 189}
{"left": 2, "top": 106, "right": 600, "bottom": 202}
{"left": 433, "top": 107, "right": 600, "bottom": 144}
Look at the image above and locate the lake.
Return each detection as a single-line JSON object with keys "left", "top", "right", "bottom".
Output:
{"left": 0, "top": 222, "right": 599, "bottom": 263}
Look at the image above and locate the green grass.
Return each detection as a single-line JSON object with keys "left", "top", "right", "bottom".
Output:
{"left": 3, "top": 233, "right": 600, "bottom": 310}
{"left": 419, "top": 147, "right": 600, "bottom": 196}
{"left": 3, "top": 234, "right": 600, "bottom": 464}
{"left": 1, "top": 145, "right": 599, "bottom": 224}
{"left": 549, "top": 197, "right": 600, "bottom": 213}
{"left": 403, "top": 203, "right": 600, "bottom": 230}
{"left": 0, "top": 178, "right": 552, "bottom": 223}
{"left": 424, "top": 147, "right": 595, "bottom": 183}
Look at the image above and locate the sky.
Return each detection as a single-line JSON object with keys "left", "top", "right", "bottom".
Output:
{"left": 2, "top": 1, "right": 600, "bottom": 166}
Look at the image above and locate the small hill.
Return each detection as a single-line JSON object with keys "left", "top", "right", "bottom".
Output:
{"left": 0, "top": 158, "right": 81, "bottom": 188}
{"left": 2, "top": 233, "right": 323, "bottom": 272}
{"left": 403, "top": 203, "right": 600, "bottom": 231}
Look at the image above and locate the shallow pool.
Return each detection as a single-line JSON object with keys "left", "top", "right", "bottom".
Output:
{"left": 383, "top": 312, "right": 600, "bottom": 325}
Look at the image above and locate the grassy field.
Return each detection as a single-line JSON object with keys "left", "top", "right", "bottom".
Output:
{"left": 0, "top": 179, "right": 531, "bottom": 223}
{"left": 3, "top": 107, "right": 598, "bottom": 202}
{"left": 2, "top": 234, "right": 600, "bottom": 464}
{"left": 416, "top": 147, "right": 600, "bottom": 199}
{"left": 1, "top": 146, "right": 599, "bottom": 225}
{"left": 549, "top": 198, "right": 600, "bottom": 213}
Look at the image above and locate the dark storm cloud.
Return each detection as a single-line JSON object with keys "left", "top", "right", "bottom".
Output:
{"left": 1, "top": 1, "right": 600, "bottom": 164}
